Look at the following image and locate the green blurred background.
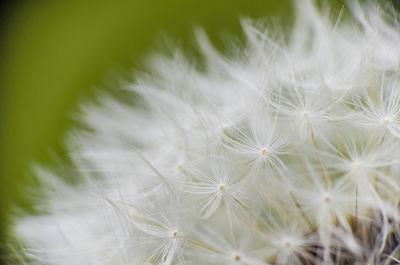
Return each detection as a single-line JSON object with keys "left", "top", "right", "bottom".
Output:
{"left": 2, "top": 0, "right": 380, "bottom": 262}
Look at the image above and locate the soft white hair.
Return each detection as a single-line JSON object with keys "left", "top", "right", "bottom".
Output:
{"left": 15, "top": 1, "right": 400, "bottom": 264}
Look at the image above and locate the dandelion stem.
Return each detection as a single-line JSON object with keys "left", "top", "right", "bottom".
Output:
{"left": 310, "top": 128, "right": 329, "bottom": 183}
{"left": 355, "top": 185, "right": 359, "bottom": 224}
{"left": 183, "top": 236, "right": 222, "bottom": 254}
{"left": 289, "top": 192, "right": 314, "bottom": 230}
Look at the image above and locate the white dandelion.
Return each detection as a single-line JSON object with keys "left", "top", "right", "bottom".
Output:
{"left": 13, "top": 1, "right": 400, "bottom": 265}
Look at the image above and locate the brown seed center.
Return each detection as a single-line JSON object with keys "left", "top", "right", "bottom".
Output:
{"left": 234, "top": 254, "right": 241, "bottom": 261}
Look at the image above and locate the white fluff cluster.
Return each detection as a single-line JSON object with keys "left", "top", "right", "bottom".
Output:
{"left": 16, "top": 1, "right": 400, "bottom": 265}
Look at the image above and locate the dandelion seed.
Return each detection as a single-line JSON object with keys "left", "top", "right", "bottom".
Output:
{"left": 323, "top": 194, "right": 331, "bottom": 203}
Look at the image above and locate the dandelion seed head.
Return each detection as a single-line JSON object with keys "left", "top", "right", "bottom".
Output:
{"left": 382, "top": 117, "right": 391, "bottom": 125}
{"left": 283, "top": 239, "right": 292, "bottom": 248}
{"left": 13, "top": 1, "right": 400, "bottom": 265}
{"left": 260, "top": 147, "right": 268, "bottom": 155}
{"left": 353, "top": 161, "right": 364, "bottom": 170}
{"left": 322, "top": 194, "right": 331, "bottom": 203}
{"left": 301, "top": 111, "right": 310, "bottom": 120}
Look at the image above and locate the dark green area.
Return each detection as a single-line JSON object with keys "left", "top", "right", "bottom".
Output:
{"left": 0, "top": 0, "right": 292, "bottom": 261}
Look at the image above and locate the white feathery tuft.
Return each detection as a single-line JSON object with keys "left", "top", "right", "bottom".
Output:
{"left": 14, "top": 1, "right": 400, "bottom": 264}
